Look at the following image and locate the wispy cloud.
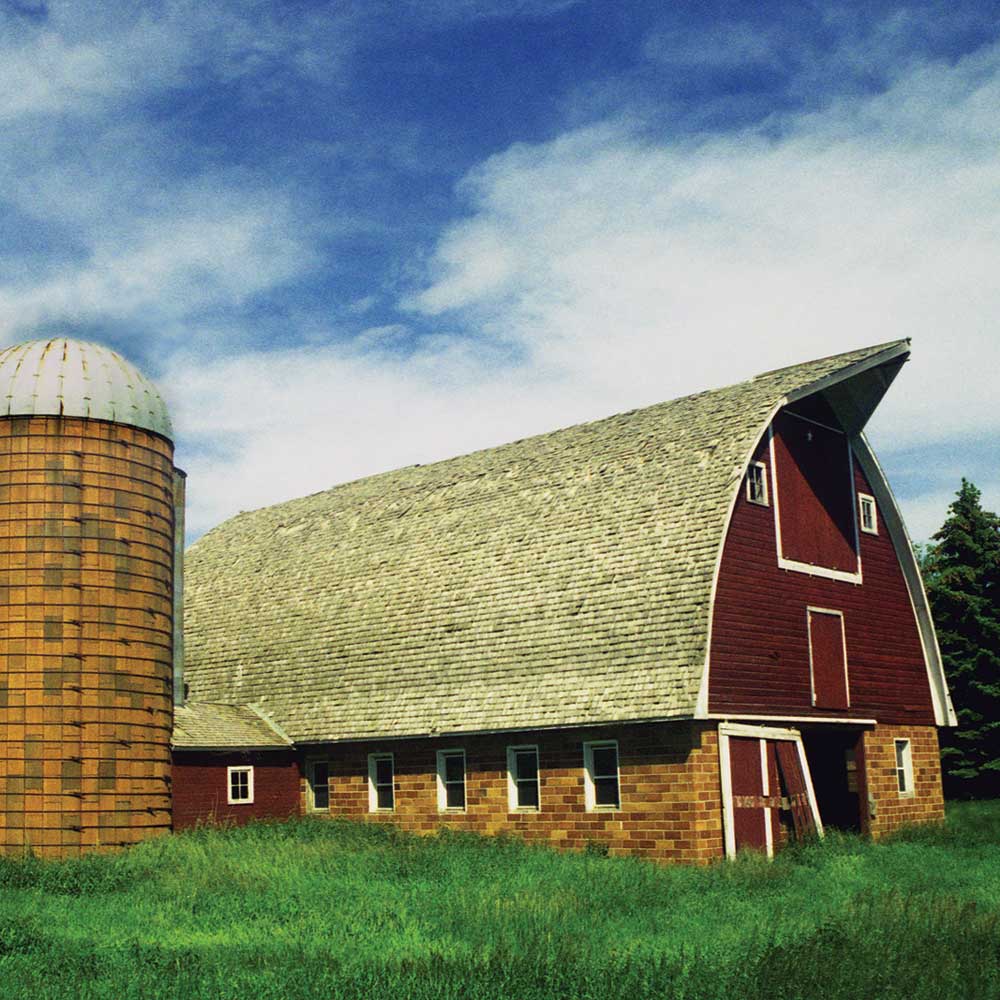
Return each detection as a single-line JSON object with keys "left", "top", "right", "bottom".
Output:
{"left": 0, "top": 188, "right": 312, "bottom": 342}
{"left": 0, "top": 2, "right": 996, "bottom": 543}
{"left": 411, "top": 0, "right": 582, "bottom": 21}
{"left": 642, "top": 21, "right": 786, "bottom": 72}
{"left": 168, "top": 31, "right": 999, "bottom": 539}
{"left": 407, "top": 41, "right": 1000, "bottom": 458}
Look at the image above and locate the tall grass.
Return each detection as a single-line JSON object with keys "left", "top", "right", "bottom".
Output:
{"left": 0, "top": 801, "right": 996, "bottom": 999}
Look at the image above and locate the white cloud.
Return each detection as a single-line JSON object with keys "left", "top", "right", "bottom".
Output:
{"left": 2, "top": 5, "right": 996, "bottom": 546}
{"left": 0, "top": 5, "right": 333, "bottom": 348}
{"left": 0, "top": 188, "right": 311, "bottom": 343}
{"left": 408, "top": 42, "right": 1000, "bottom": 455}
{"left": 897, "top": 478, "right": 1000, "bottom": 546}
{"left": 165, "top": 339, "right": 576, "bottom": 535}
{"left": 0, "top": 1, "right": 364, "bottom": 123}
{"left": 167, "top": 38, "right": 1000, "bottom": 539}
{"left": 0, "top": 31, "right": 113, "bottom": 120}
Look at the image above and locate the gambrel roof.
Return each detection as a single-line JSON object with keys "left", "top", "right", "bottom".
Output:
{"left": 181, "top": 340, "right": 919, "bottom": 743}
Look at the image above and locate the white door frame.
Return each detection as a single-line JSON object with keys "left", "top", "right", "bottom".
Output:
{"left": 718, "top": 722, "right": 824, "bottom": 859}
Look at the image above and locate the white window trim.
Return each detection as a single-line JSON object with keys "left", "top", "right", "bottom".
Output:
{"left": 583, "top": 740, "right": 620, "bottom": 812}
{"left": 894, "top": 738, "right": 915, "bottom": 798}
{"left": 368, "top": 752, "right": 395, "bottom": 812}
{"left": 806, "top": 606, "right": 851, "bottom": 708}
{"left": 506, "top": 744, "right": 540, "bottom": 812}
{"left": 746, "top": 461, "right": 769, "bottom": 506}
{"left": 717, "top": 723, "right": 824, "bottom": 860}
{"left": 769, "top": 417, "right": 864, "bottom": 585}
{"left": 227, "top": 765, "right": 254, "bottom": 805}
{"left": 436, "top": 749, "right": 466, "bottom": 813}
{"left": 858, "top": 492, "right": 878, "bottom": 534}
{"left": 305, "top": 757, "right": 330, "bottom": 813}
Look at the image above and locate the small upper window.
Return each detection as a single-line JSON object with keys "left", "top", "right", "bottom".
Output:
{"left": 859, "top": 493, "right": 878, "bottom": 534}
{"left": 583, "top": 741, "right": 620, "bottom": 811}
{"left": 894, "top": 739, "right": 914, "bottom": 796}
{"left": 368, "top": 753, "right": 395, "bottom": 812}
{"left": 746, "top": 462, "right": 768, "bottom": 506}
{"left": 307, "top": 759, "right": 329, "bottom": 812}
{"left": 437, "top": 750, "right": 466, "bottom": 811}
{"left": 227, "top": 765, "right": 254, "bottom": 805}
{"left": 507, "top": 745, "right": 540, "bottom": 811}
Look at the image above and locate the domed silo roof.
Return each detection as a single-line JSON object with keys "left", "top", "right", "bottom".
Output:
{"left": 0, "top": 337, "right": 172, "bottom": 439}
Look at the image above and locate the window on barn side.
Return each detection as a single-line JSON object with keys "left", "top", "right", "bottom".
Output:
{"left": 583, "top": 741, "right": 620, "bottom": 811}
{"left": 746, "top": 461, "right": 769, "bottom": 506}
{"left": 436, "top": 750, "right": 466, "bottom": 811}
{"left": 894, "top": 739, "right": 914, "bottom": 797}
{"left": 368, "top": 753, "right": 395, "bottom": 812}
{"left": 306, "top": 759, "right": 329, "bottom": 812}
{"left": 227, "top": 765, "right": 254, "bottom": 805}
{"left": 507, "top": 745, "right": 540, "bottom": 811}
{"left": 859, "top": 493, "right": 878, "bottom": 534}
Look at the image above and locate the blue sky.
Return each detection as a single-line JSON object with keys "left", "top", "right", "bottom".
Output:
{"left": 1, "top": 0, "right": 997, "bottom": 540}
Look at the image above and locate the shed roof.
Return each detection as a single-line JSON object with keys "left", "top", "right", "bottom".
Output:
{"left": 172, "top": 702, "right": 291, "bottom": 750}
{"left": 182, "top": 341, "right": 909, "bottom": 743}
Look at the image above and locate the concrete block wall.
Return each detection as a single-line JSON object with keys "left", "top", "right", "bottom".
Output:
{"left": 0, "top": 416, "right": 175, "bottom": 856}
{"left": 310, "top": 721, "right": 724, "bottom": 864}
{"left": 862, "top": 724, "right": 945, "bottom": 838}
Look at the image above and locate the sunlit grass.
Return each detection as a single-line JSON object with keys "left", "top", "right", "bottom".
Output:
{"left": 0, "top": 801, "right": 996, "bottom": 999}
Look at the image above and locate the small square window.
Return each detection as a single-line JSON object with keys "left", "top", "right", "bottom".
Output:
{"left": 507, "top": 745, "right": 540, "bottom": 811}
{"left": 307, "top": 759, "right": 329, "bottom": 812}
{"left": 368, "top": 753, "right": 395, "bottom": 812}
{"left": 436, "top": 750, "right": 466, "bottom": 811}
{"left": 894, "top": 739, "right": 914, "bottom": 797}
{"left": 583, "top": 741, "right": 620, "bottom": 811}
{"left": 746, "top": 462, "right": 768, "bottom": 506}
{"left": 859, "top": 493, "right": 878, "bottom": 534}
{"left": 227, "top": 765, "right": 254, "bottom": 805}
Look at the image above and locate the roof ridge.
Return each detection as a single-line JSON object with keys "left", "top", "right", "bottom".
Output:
{"left": 196, "top": 339, "right": 907, "bottom": 539}
{"left": 750, "top": 338, "right": 908, "bottom": 382}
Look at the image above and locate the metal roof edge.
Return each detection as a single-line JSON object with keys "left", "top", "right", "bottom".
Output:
{"left": 852, "top": 433, "right": 957, "bottom": 727}
{"left": 784, "top": 339, "right": 910, "bottom": 407}
{"left": 290, "top": 712, "right": 698, "bottom": 746}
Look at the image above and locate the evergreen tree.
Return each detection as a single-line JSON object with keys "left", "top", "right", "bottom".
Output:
{"left": 922, "top": 480, "right": 1000, "bottom": 798}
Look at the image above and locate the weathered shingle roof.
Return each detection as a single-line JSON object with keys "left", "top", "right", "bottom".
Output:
{"left": 172, "top": 702, "right": 291, "bottom": 749}
{"left": 182, "top": 341, "right": 907, "bottom": 743}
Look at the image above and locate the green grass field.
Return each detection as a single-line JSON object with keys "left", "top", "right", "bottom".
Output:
{"left": 0, "top": 802, "right": 997, "bottom": 1000}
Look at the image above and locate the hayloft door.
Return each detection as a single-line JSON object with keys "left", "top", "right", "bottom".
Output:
{"left": 719, "top": 723, "right": 823, "bottom": 859}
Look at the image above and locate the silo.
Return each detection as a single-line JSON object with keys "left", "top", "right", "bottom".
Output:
{"left": 0, "top": 339, "right": 179, "bottom": 855}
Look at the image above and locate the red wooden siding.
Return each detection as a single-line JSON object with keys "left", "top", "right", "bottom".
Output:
{"left": 773, "top": 411, "right": 858, "bottom": 574}
{"left": 729, "top": 736, "right": 767, "bottom": 851}
{"left": 171, "top": 751, "right": 301, "bottom": 830}
{"left": 774, "top": 741, "right": 816, "bottom": 838}
{"left": 709, "top": 416, "right": 935, "bottom": 724}
{"left": 808, "top": 610, "right": 849, "bottom": 710}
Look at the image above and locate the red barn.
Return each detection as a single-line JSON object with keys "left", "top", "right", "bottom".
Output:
{"left": 173, "top": 340, "right": 954, "bottom": 860}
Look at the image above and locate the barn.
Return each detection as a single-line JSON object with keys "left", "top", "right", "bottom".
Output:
{"left": 173, "top": 338, "right": 954, "bottom": 862}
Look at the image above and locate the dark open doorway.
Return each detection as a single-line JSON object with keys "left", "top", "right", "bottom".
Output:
{"left": 800, "top": 727, "right": 865, "bottom": 833}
